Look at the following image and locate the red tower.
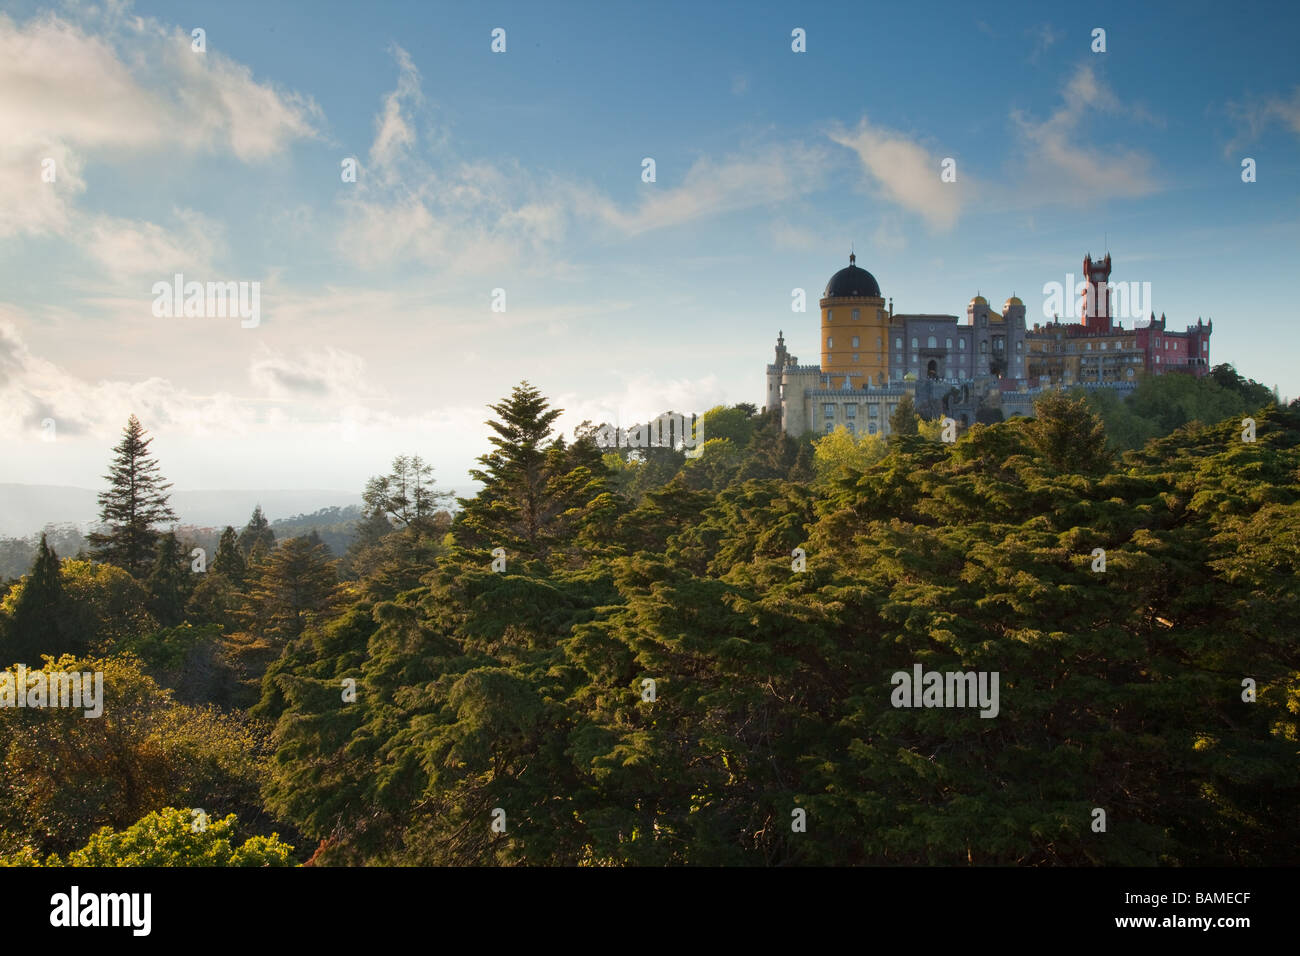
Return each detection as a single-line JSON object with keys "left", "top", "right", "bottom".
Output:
{"left": 1082, "top": 253, "right": 1112, "bottom": 333}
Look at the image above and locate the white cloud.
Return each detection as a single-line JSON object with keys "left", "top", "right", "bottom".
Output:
{"left": 0, "top": 9, "right": 319, "bottom": 257}
{"left": 580, "top": 143, "right": 831, "bottom": 236}
{"left": 1225, "top": 85, "right": 1300, "bottom": 155}
{"left": 829, "top": 119, "right": 966, "bottom": 231}
{"left": 83, "top": 208, "right": 223, "bottom": 278}
{"left": 1007, "top": 64, "right": 1158, "bottom": 203}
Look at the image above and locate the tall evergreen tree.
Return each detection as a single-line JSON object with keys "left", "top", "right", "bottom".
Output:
{"left": 457, "top": 381, "right": 564, "bottom": 552}
{"left": 145, "top": 532, "right": 193, "bottom": 627}
{"left": 4, "top": 535, "right": 70, "bottom": 663}
{"left": 244, "top": 532, "right": 338, "bottom": 644}
{"left": 237, "top": 506, "right": 276, "bottom": 564}
{"left": 363, "top": 455, "right": 452, "bottom": 531}
{"left": 87, "top": 415, "right": 177, "bottom": 576}
{"left": 212, "top": 526, "right": 246, "bottom": 586}
{"left": 1025, "top": 390, "right": 1112, "bottom": 474}
{"left": 889, "top": 394, "right": 919, "bottom": 436}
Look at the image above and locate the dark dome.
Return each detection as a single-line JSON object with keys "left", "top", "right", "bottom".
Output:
{"left": 824, "top": 253, "right": 881, "bottom": 298}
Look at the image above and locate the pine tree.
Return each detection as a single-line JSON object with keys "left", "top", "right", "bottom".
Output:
{"left": 5, "top": 535, "right": 71, "bottom": 663}
{"left": 212, "top": 527, "right": 246, "bottom": 586}
{"left": 87, "top": 416, "right": 177, "bottom": 576}
{"left": 237, "top": 506, "right": 276, "bottom": 564}
{"left": 244, "top": 532, "right": 338, "bottom": 644}
{"left": 363, "top": 456, "right": 452, "bottom": 531}
{"left": 1025, "top": 390, "right": 1111, "bottom": 474}
{"left": 457, "top": 381, "right": 563, "bottom": 552}
{"left": 145, "top": 532, "right": 193, "bottom": 627}
{"left": 889, "top": 394, "right": 919, "bottom": 436}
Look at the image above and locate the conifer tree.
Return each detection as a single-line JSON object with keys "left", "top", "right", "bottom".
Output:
{"left": 889, "top": 394, "right": 919, "bottom": 436}
{"left": 244, "top": 532, "right": 338, "bottom": 644}
{"left": 4, "top": 535, "right": 70, "bottom": 663}
{"left": 212, "top": 526, "right": 246, "bottom": 586}
{"left": 363, "top": 455, "right": 452, "bottom": 531}
{"left": 87, "top": 415, "right": 177, "bottom": 576}
{"left": 237, "top": 506, "right": 276, "bottom": 564}
{"left": 145, "top": 532, "right": 192, "bottom": 627}
{"left": 1025, "top": 390, "right": 1112, "bottom": 474}
{"left": 457, "top": 381, "right": 564, "bottom": 552}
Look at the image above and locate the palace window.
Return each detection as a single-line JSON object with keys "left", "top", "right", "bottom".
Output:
{"left": 980, "top": 341, "right": 987, "bottom": 353}
{"left": 895, "top": 337, "right": 903, "bottom": 350}
{"left": 1016, "top": 341, "right": 1022, "bottom": 352}
{"left": 824, "top": 403, "right": 836, "bottom": 418}
{"left": 868, "top": 422, "right": 878, "bottom": 435}
{"left": 846, "top": 422, "right": 856, "bottom": 435}
{"left": 852, "top": 309, "right": 860, "bottom": 321}
{"left": 845, "top": 404, "right": 857, "bottom": 419}
{"left": 868, "top": 404, "right": 879, "bottom": 418}
{"left": 827, "top": 310, "right": 833, "bottom": 322}
{"left": 1203, "top": 342, "right": 1208, "bottom": 351}
{"left": 911, "top": 336, "right": 919, "bottom": 348}
{"left": 959, "top": 338, "right": 967, "bottom": 350}
{"left": 824, "top": 422, "right": 834, "bottom": 435}
{"left": 851, "top": 336, "right": 860, "bottom": 348}
{"left": 852, "top": 353, "right": 860, "bottom": 362}
{"left": 928, "top": 336, "right": 937, "bottom": 348}
{"left": 946, "top": 338, "right": 953, "bottom": 349}
{"left": 827, "top": 337, "right": 833, "bottom": 348}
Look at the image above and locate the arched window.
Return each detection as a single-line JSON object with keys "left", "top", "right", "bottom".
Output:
{"left": 852, "top": 352, "right": 860, "bottom": 362}
{"left": 980, "top": 341, "right": 987, "bottom": 353}
{"left": 867, "top": 422, "right": 878, "bottom": 435}
{"left": 895, "top": 337, "right": 903, "bottom": 350}
{"left": 851, "top": 336, "right": 860, "bottom": 348}
{"left": 827, "top": 310, "right": 833, "bottom": 322}
{"left": 927, "top": 335, "right": 937, "bottom": 348}
{"left": 959, "top": 338, "right": 967, "bottom": 350}
{"left": 911, "top": 337, "right": 918, "bottom": 348}
{"left": 946, "top": 338, "right": 953, "bottom": 349}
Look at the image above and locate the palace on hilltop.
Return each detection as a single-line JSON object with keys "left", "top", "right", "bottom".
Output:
{"left": 765, "top": 252, "right": 1213, "bottom": 437}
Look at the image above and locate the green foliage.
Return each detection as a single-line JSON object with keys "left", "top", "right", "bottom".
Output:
{"left": 2, "top": 535, "right": 77, "bottom": 665}
{"left": 0, "top": 654, "right": 274, "bottom": 857}
{"left": 237, "top": 505, "right": 276, "bottom": 564}
{"left": 145, "top": 532, "right": 194, "bottom": 627}
{"left": 812, "top": 426, "right": 888, "bottom": 487}
{"left": 255, "top": 385, "right": 1300, "bottom": 866}
{"left": 243, "top": 534, "right": 339, "bottom": 644}
{"left": 86, "top": 415, "right": 177, "bottom": 576}
{"left": 889, "top": 393, "right": 919, "bottom": 436}
{"left": 2, "top": 807, "right": 293, "bottom": 867}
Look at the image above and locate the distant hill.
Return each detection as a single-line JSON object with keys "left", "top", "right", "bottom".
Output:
{"left": 0, "top": 484, "right": 363, "bottom": 538}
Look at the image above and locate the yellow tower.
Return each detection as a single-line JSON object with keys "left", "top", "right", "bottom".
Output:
{"left": 820, "top": 252, "right": 888, "bottom": 388}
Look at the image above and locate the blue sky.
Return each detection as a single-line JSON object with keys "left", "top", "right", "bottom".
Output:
{"left": 0, "top": 0, "right": 1296, "bottom": 500}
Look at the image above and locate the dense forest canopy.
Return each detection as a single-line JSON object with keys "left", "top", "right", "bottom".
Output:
{"left": 1, "top": 367, "right": 1296, "bottom": 866}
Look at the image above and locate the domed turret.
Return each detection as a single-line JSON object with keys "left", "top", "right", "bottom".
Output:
{"left": 824, "top": 252, "right": 881, "bottom": 299}
{"left": 1003, "top": 295, "right": 1023, "bottom": 310}
{"left": 970, "top": 295, "right": 988, "bottom": 308}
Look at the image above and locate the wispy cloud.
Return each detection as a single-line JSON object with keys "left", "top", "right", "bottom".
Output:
{"left": 829, "top": 118, "right": 967, "bottom": 231}
{"left": 1006, "top": 64, "right": 1158, "bottom": 205}
{"left": 1224, "top": 85, "right": 1300, "bottom": 155}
